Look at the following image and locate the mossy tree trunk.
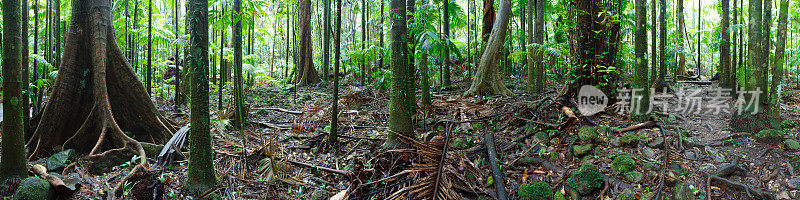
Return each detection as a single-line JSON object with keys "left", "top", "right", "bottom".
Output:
{"left": 323, "top": 0, "right": 331, "bottom": 80}
{"left": 2, "top": 0, "right": 30, "bottom": 181}
{"left": 325, "top": 0, "right": 343, "bottom": 146}
{"left": 233, "top": 0, "right": 246, "bottom": 130}
{"left": 657, "top": 0, "right": 666, "bottom": 81}
{"left": 464, "top": 0, "right": 512, "bottom": 97}
{"left": 567, "top": 0, "right": 621, "bottom": 96}
{"left": 184, "top": 0, "right": 217, "bottom": 193}
{"left": 385, "top": 0, "right": 415, "bottom": 148}
{"left": 771, "top": 0, "right": 788, "bottom": 119}
{"left": 25, "top": 0, "right": 176, "bottom": 174}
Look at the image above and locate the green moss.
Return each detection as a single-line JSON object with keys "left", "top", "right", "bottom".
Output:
{"left": 518, "top": 182, "right": 553, "bottom": 200}
{"left": 534, "top": 132, "right": 550, "bottom": 144}
{"left": 785, "top": 139, "right": 800, "bottom": 151}
{"left": 578, "top": 127, "right": 599, "bottom": 143}
{"left": 553, "top": 192, "right": 566, "bottom": 200}
{"left": 572, "top": 144, "right": 593, "bottom": 157}
{"left": 611, "top": 154, "right": 635, "bottom": 173}
{"left": 624, "top": 171, "right": 643, "bottom": 183}
{"left": 620, "top": 133, "right": 640, "bottom": 146}
{"left": 756, "top": 129, "right": 785, "bottom": 143}
{"left": 12, "top": 177, "right": 55, "bottom": 200}
{"left": 451, "top": 137, "right": 470, "bottom": 149}
{"left": 566, "top": 164, "right": 605, "bottom": 195}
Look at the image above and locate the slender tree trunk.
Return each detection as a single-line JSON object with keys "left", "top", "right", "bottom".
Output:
{"left": 147, "top": 0, "right": 153, "bottom": 95}
{"left": 525, "top": 0, "right": 534, "bottom": 92}
{"left": 323, "top": 0, "right": 331, "bottom": 80}
{"left": 771, "top": 0, "right": 788, "bottom": 118}
{"left": 379, "top": 0, "right": 384, "bottom": 69}
{"left": 173, "top": 0, "right": 181, "bottom": 109}
{"left": 761, "top": 0, "right": 772, "bottom": 104}
{"left": 22, "top": 0, "right": 31, "bottom": 125}
{"left": 184, "top": 0, "right": 217, "bottom": 193}
{"left": 218, "top": 5, "right": 226, "bottom": 111}
{"left": 421, "top": 52, "right": 432, "bottom": 106}
{"left": 519, "top": 0, "right": 526, "bottom": 69}
{"left": 676, "top": 0, "right": 687, "bottom": 75}
{"left": 658, "top": 0, "right": 666, "bottom": 80}
{"left": 442, "top": 0, "right": 451, "bottom": 89}
{"left": 650, "top": 0, "right": 657, "bottom": 80}
{"left": 632, "top": 0, "right": 651, "bottom": 121}
{"left": 696, "top": 0, "right": 701, "bottom": 77}
{"left": 34, "top": 0, "right": 41, "bottom": 114}
{"left": 2, "top": 0, "right": 30, "bottom": 180}
{"left": 731, "top": 0, "right": 739, "bottom": 92}
{"left": 465, "top": 0, "right": 513, "bottom": 97}
{"left": 233, "top": 0, "right": 246, "bottom": 130}
{"left": 533, "top": 0, "right": 544, "bottom": 92}
{"left": 721, "top": 0, "right": 732, "bottom": 89}
{"left": 385, "top": 0, "right": 415, "bottom": 148}
{"left": 326, "top": 0, "right": 342, "bottom": 145}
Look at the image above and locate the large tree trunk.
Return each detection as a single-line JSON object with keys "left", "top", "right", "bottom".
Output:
{"left": 2, "top": 0, "right": 31, "bottom": 180}
{"left": 323, "top": 0, "right": 331, "bottom": 80}
{"left": 385, "top": 0, "right": 415, "bottom": 148}
{"left": 567, "top": 0, "right": 621, "bottom": 96}
{"left": 26, "top": 0, "right": 176, "bottom": 174}
{"left": 294, "top": 0, "right": 320, "bottom": 85}
{"left": 770, "top": 0, "right": 788, "bottom": 118}
{"left": 184, "top": 0, "right": 217, "bottom": 193}
{"left": 464, "top": 0, "right": 512, "bottom": 96}
{"left": 482, "top": 0, "right": 495, "bottom": 50}
{"left": 532, "top": 0, "right": 545, "bottom": 92}
{"left": 658, "top": 0, "right": 667, "bottom": 80}
{"left": 233, "top": 0, "right": 246, "bottom": 130}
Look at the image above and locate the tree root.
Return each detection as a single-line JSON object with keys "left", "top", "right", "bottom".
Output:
{"left": 707, "top": 173, "right": 771, "bottom": 199}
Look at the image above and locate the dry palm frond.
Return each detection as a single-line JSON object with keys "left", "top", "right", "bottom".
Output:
{"left": 254, "top": 136, "right": 302, "bottom": 185}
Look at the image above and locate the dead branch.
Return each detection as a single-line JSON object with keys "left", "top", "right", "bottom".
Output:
{"left": 484, "top": 133, "right": 508, "bottom": 200}
{"left": 255, "top": 107, "right": 303, "bottom": 115}
{"left": 287, "top": 160, "right": 353, "bottom": 176}
{"left": 512, "top": 157, "right": 567, "bottom": 174}
{"left": 612, "top": 121, "right": 658, "bottom": 133}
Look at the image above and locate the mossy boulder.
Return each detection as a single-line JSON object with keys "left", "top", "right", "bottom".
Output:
{"left": 578, "top": 127, "right": 599, "bottom": 143}
{"left": 572, "top": 144, "right": 593, "bottom": 157}
{"left": 553, "top": 192, "right": 566, "bottom": 200}
{"left": 566, "top": 164, "right": 605, "bottom": 196}
{"left": 672, "top": 183, "right": 695, "bottom": 200}
{"left": 615, "top": 188, "right": 635, "bottom": 200}
{"left": 12, "top": 177, "right": 55, "bottom": 200}
{"left": 624, "top": 171, "right": 643, "bottom": 183}
{"left": 620, "top": 133, "right": 640, "bottom": 147}
{"left": 612, "top": 154, "right": 635, "bottom": 173}
{"left": 756, "top": 129, "right": 785, "bottom": 143}
{"left": 518, "top": 181, "right": 553, "bottom": 200}
{"left": 784, "top": 139, "right": 800, "bottom": 152}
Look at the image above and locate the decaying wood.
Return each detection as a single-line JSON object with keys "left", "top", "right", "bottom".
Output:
{"left": 484, "top": 133, "right": 508, "bottom": 200}
{"left": 612, "top": 121, "right": 658, "bottom": 133}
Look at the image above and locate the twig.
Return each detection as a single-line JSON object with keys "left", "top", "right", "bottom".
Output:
{"left": 254, "top": 107, "right": 303, "bottom": 114}
{"left": 287, "top": 160, "right": 352, "bottom": 176}
{"left": 612, "top": 121, "right": 658, "bottom": 133}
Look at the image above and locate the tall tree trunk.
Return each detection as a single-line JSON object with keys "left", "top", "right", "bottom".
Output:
{"left": 173, "top": 0, "right": 181, "bottom": 108}
{"left": 482, "top": 0, "right": 495, "bottom": 51}
{"left": 771, "top": 0, "right": 788, "bottom": 118}
{"left": 22, "top": 0, "right": 31, "bottom": 125}
{"left": 761, "top": 0, "right": 771, "bottom": 104}
{"left": 233, "top": 0, "right": 246, "bottom": 130}
{"left": 294, "top": 0, "right": 320, "bottom": 85}
{"left": 721, "top": 0, "right": 732, "bottom": 89}
{"left": 525, "top": 0, "right": 534, "bottom": 92}
{"left": 379, "top": 0, "right": 384, "bottom": 68}
{"left": 326, "top": 0, "right": 342, "bottom": 145}
{"left": 533, "top": 0, "right": 544, "bottom": 92}
{"left": 147, "top": 0, "right": 153, "bottom": 95}
{"left": 2, "top": 0, "right": 30, "bottom": 180}
{"left": 658, "top": 0, "right": 666, "bottom": 80}
{"left": 323, "top": 0, "right": 331, "bottom": 80}
{"left": 567, "top": 0, "right": 622, "bottom": 96}
{"left": 218, "top": 5, "right": 226, "bottom": 111}
{"left": 442, "top": 0, "right": 451, "bottom": 89}
{"left": 650, "top": 0, "right": 657, "bottom": 80}
{"left": 184, "top": 0, "right": 217, "bottom": 193}
{"left": 675, "top": 0, "right": 687, "bottom": 75}
{"left": 421, "top": 52, "right": 432, "bottom": 106}
{"left": 519, "top": 0, "right": 526, "bottom": 68}
{"left": 464, "top": 0, "right": 513, "bottom": 96}
{"left": 731, "top": 0, "right": 739, "bottom": 93}
{"left": 632, "top": 0, "right": 651, "bottom": 121}
{"left": 26, "top": 0, "right": 176, "bottom": 176}
{"left": 34, "top": 0, "right": 41, "bottom": 114}
{"left": 385, "top": 0, "right": 415, "bottom": 148}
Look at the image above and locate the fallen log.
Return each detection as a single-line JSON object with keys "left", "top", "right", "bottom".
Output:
{"left": 29, "top": 164, "right": 71, "bottom": 194}
{"left": 484, "top": 133, "right": 508, "bottom": 200}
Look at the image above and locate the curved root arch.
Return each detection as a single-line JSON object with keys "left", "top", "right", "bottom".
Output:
{"left": 26, "top": 0, "right": 176, "bottom": 173}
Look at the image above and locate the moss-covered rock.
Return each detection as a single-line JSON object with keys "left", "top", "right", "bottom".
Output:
{"left": 615, "top": 188, "right": 635, "bottom": 200}
{"left": 620, "top": 133, "right": 640, "bottom": 147}
{"left": 578, "top": 127, "right": 599, "bottom": 143}
{"left": 672, "top": 183, "right": 695, "bottom": 200}
{"left": 451, "top": 137, "right": 470, "bottom": 149}
{"left": 553, "top": 192, "right": 566, "bottom": 200}
{"left": 572, "top": 144, "right": 593, "bottom": 157}
{"left": 624, "top": 171, "right": 643, "bottom": 183}
{"left": 12, "top": 177, "right": 55, "bottom": 200}
{"left": 566, "top": 164, "right": 605, "bottom": 196}
{"left": 612, "top": 154, "right": 635, "bottom": 173}
{"left": 785, "top": 139, "right": 800, "bottom": 152}
{"left": 518, "top": 181, "right": 553, "bottom": 200}
{"left": 757, "top": 129, "right": 785, "bottom": 143}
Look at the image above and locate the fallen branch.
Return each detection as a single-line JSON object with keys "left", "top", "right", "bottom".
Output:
{"left": 255, "top": 107, "right": 303, "bottom": 115}
{"left": 612, "top": 121, "right": 658, "bottom": 133}
{"left": 484, "top": 133, "right": 508, "bottom": 200}
{"left": 287, "top": 160, "right": 353, "bottom": 176}
{"left": 512, "top": 157, "right": 566, "bottom": 173}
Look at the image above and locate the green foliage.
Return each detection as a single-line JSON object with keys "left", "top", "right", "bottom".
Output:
{"left": 518, "top": 181, "right": 554, "bottom": 200}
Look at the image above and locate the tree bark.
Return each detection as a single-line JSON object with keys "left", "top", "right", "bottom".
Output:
{"left": 632, "top": 0, "right": 651, "bottom": 121}
{"left": 184, "top": 0, "right": 217, "bottom": 193}
{"left": 721, "top": 0, "right": 732, "bottom": 89}
{"left": 323, "top": 0, "right": 331, "bottom": 80}
{"left": 442, "top": 0, "right": 451, "bottom": 89}
{"left": 233, "top": 0, "right": 246, "bottom": 130}
{"left": 385, "top": 0, "right": 415, "bottom": 148}
{"left": 26, "top": 0, "right": 176, "bottom": 175}
{"left": 294, "top": 0, "right": 320, "bottom": 85}
{"left": 567, "top": 0, "right": 622, "bottom": 96}
{"left": 771, "top": 0, "right": 788, "bottom": 118}
{"left": 482, "top": 0, "right": 495, "bottom": 51}
{"left": 675, "top": 0, "right": 687, "bottom": 76}
{"left": 464, "top": 0, "right": 513, "bottom": 97}
{"left": 326, "top": 0, "right": 343, "bottom": 146}
{"left": 658, "top": 0, "right": 666, "bottom": 81}
{"left": 533, "top": 0, "right": 544, "bottom": 92}
{"left": 650, "top": 0, "right": 657, "bottom": 81}
{"left": 2, "top": 0, "right": 31, "bottom": 180}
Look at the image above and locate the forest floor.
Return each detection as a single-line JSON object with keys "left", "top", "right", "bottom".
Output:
{"left": 26, "top": 76, "right": 800, "bottom": 200}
